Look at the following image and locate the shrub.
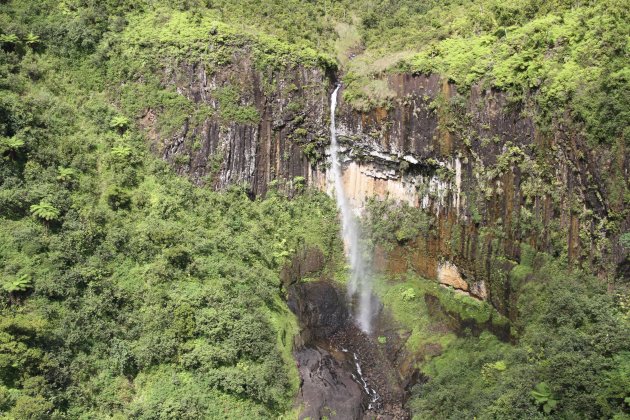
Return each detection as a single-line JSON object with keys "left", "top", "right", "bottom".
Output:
{"left": 531, "top": 382, "right": 558, "bottom": 414}
{"left": 401, "top": 288, "right": 416, "bottom": 301}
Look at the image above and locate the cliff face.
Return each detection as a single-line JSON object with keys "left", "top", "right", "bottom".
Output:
{"left": 334, "top": 72, "right": 627, "bottom": 315}
{"left": 142, "top": 48, "right": 331, "bottom": 197}
{"left": 144, "top": 55, "right": 628, "bottom": 316}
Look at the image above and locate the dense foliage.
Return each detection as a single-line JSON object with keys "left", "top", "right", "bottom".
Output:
{"left": 0, "top": 5, "right": 342, "bottom": 416}
{"left": 363, "top": 198, "right": 433, "bottom": 248}
{"left": 408, "top": 251, "right": 630, "bottom": 419}
{"left": 1, "top": 0, "right": 628, "bottom": 418}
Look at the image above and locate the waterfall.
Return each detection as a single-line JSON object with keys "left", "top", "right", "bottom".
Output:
{"left": 329, "top": 85, "right": 373, "bottom": 333}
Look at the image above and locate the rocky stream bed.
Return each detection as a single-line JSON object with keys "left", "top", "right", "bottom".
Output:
{"left": 288, "top": 281, "right": 413, "bottom": 419}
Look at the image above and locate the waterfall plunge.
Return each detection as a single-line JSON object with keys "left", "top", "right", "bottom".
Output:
{"left": 329, "top": 86, "right": 373, "bottom": 333}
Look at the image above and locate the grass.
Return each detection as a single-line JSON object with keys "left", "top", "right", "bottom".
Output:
{"left": 374, "top": 273, "right": 509, "bottom": 364}
{"left": 373, "top": 274, "right": 456, "bottom": 362}
{"left": 267, "top": 297, "right": 301, "bottom": 398}
{"left": 341, "top": 50, "right": 411, "bottom": 110}
{"left": 334, "top": 20, "right": 362, "bottom": 66}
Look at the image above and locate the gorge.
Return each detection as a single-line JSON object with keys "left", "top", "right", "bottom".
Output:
{"left": 116, "top": 12, "right": 630, "bottom": 414}
{"left": 0, "top": 1, "right": 628, "bottom": 419}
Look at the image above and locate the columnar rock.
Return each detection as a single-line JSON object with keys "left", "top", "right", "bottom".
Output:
{"left": 143, "top": 51, "right": 627, "bottom": 318}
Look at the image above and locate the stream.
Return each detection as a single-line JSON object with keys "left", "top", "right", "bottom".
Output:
{"left": 289, "top": 280, "right": 409, "bottom": 419}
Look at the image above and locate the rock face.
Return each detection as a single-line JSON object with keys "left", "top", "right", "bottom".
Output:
{"left": 332, "top": 74, "right": 626, "bottom": 312}
{"left": 142, "top": 53, "right": 628, "bottom": 317}
{"left": 142, "top": 48, "right": 331, "bottom": 197}
{"left": 437, "top": 261, "right": 468, "bottom": 291}
{"left": 295, "top": 347, "right": 364, "bottom": 420}
{"left": 287, "top": 281, "right": 349, "bottom": 344}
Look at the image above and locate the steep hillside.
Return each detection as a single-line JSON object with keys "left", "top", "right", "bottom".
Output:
{"left": 0, "top": 3, "right": 345, "bottom": 418}
{"left": 0, "top": 0, "right": 628, "bottom": 418}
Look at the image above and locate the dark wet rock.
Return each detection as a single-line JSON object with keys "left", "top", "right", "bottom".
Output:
{"left": 280, "top": 246, "right": 326, "bottom": 287}
{"left": 328, "top": 323, "right": 409, "bottom": 419}
{"left": 288, "top": 281, "right": 410, "bottom": 419}
{"left": 287, "top": 281, "right": 349, "bottom": 343}
{"left": 295, "top": 347, "right": 364, "bottom": 420}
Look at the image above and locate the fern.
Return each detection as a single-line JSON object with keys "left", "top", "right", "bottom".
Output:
{"left": 30, "top": 201, "right": 60, "bottom": 221}
{"left": 0, "top": 136, "right": 25, "bottom": 152}
{"left": 109, "top": 115, "right": 130, "bottom": 130}
{"left": 25, "top": 32, "right": 40, "bottom": 45}
{"left": 401, "top": 288, "right": 416, "bottom": 301}
{"left": 0, "top": 33, "right": 19, "bottom": 44}
{"left": 57, "top": 167, "right": 76, "bottom": 182}
{"left": 111, "top": 145, "right": 132, "bottom": 159}
{"left": 3, "top": 274, "right": 32, "bottom": 293}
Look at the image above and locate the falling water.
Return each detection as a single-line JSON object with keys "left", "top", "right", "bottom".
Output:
{"left": 329, "top": 85, "right": 373, "bottom": 333}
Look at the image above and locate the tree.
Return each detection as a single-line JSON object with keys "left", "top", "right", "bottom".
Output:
{"left": 24, "top": 33, "right": 40, "bottom": 47}
{"left": 111, "top": 144, "right": 132, "bottom": 160}
{"left": 0, "top": 34, "right": 19, "bottom": 45}
{"left": 56, "top": 167, "right": 76, "bottom": 183}
{"left": 110, "top": 115, "right": 130, "bottom": 134}
{"left": 30, "top": 201, "right": 60, "bottom": 221}
{"left": 0, "top": 137, "right": 25, "bottom": 159}
{"left": 3, "top": 274, "right": 32, "bottom": 305}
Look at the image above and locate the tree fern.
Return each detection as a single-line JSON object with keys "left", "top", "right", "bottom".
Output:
{"left": 111, "top": 145, "right": 132, "bottom": 159}
{"left": 25, "top": 32, "right": 40, "bottom": 45}
{"left": 3, "top": 274, "right": 32, "bottom": 293}
{"left": 56, "top": 167, "right": 76, "bottom": 182}
{"left": 0, "top": 34, "right": 19, "bottom": 44}
{"left": 0, "top": 137, "right": 25, "bottom": 156}
{"left": 30, "top": 201, "right": 60, "bottom": 221}
{"left": 109, "top": 115, "right": 130, "bottom": 131}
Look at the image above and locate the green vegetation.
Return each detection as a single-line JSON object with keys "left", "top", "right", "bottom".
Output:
{"left": 364, "top": 198, "right": 433, "bottom": 249}
{"left": 531, "top": 382, "right": 559, "bottom": 415}
{"left": 373, "top": 275, "right": 457, "bottom": 358}
{"left": 113, "top": 8, "right": 335, "bottom": 71}
{"left": 408, "top": 250, "right": 630, "bottom": 419}
{"left": 29, "top": 202, "right": 60, "bottom": 222}
{"left": 374, "top": 273, "right": 507, "bottom": 359}
{"left": 216, "top": 86, "right": 260, "bottom": 125}
{"left": 0, "top": 3, "right": 342, "bottom": 416}
{"left": 0, "top": 0, "right": 628, "bottom": 418}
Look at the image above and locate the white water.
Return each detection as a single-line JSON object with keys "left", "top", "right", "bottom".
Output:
{"left": 341, "top": 349, "right": 380, "bottom": 409}
{"left": 329, "top": 86, "right": 373, "bottom": 333}
{"left": 352, "top": 352, "right": 380, "bottom": 409}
